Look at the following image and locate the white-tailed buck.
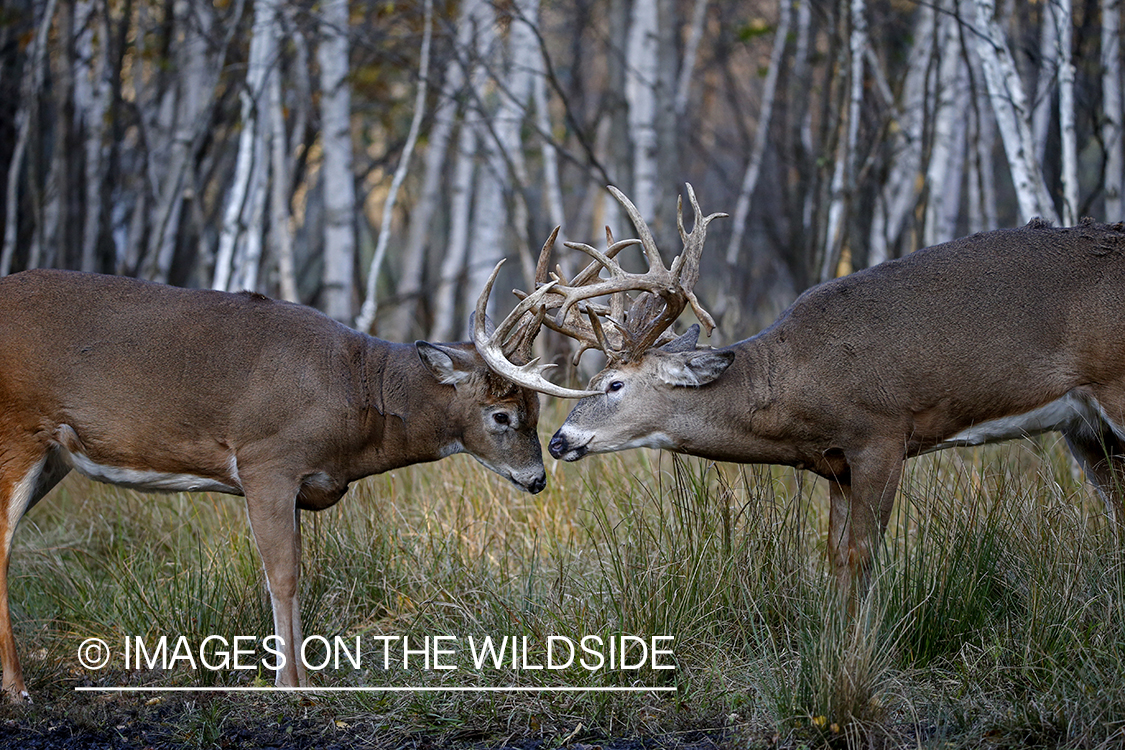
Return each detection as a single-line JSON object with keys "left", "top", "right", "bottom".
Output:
{"left": 482, "top": 184, "right": 1125, "bottom": 600}
{"left": 0, "top": 267, "right": 552, "bottom": 700}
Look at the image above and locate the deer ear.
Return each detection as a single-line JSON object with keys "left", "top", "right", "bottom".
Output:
{"left": 416, "top": 341, "right": 476, "bottom": 386}
{"left": 660, "top": 324, "right": 701, "bottom": 353}
{"left": 655, "top": 349, "right": 734, "bottom": 387}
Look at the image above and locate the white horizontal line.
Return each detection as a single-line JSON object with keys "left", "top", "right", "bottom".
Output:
{"left": 75, "top": 685, "right": 677, "bottom": 693}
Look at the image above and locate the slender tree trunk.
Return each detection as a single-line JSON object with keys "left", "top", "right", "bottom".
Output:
{"left": 431, "top": 0, "right": 490, "bottom": 342}
{"left": 626, "top": 0, "right": 659, "bottom": 222}
{"left": 674, "top": 0, "right": 708, "bottom": 118}
{"left": 1033, "top": 1, "right": 1060, "bottom": 162}
{"left": 1104, "top": 0, "right": 1124, "bottom": 219}
{"left": 533, "top": 15, "right": 568, "bottom": 266}
{"left": 146, "top": 0, "right": 218, "bottom": 282}
{"left": 430, "top": 119, "right": 478, "bottom": 342}
{"left": 269, "top": 67, "right": 298, "bottom": 302}
{"left": 821, "top": 0, "right": 865, "bottom": 282}
{"left": 1, "top": 0, "right": 58, "bottom": 276}
{"left": 972, "top": 0, "right": 1059, "bottom": 223}
{"left": 868, "top": 1, "right": 934, "bottom": 264}
{"left": 74, "top": 0, "right": 112, "bottom": 272}
{"left": 1057, "top": 0, "right": 1079, "bottom": 225}
{"left": 356, "top": 0, "right": 431, "bottom": 333}
{"left": 317, "top": 0, "right": 357, "bottom": 321}
{"left": 924, "top": 0, "right": 968, "bottom": 247}
{"left": 465, "top": 0, "right": 507, "bottom": 325}
{"left": 725, "top": 0, "right": 792, "bottom": 269}
{"left": 213, "top": 0, "right": 276, "bottom": 291}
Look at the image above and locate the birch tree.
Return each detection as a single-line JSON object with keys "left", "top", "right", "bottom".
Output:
{"left": 924, "top": 1, "right": 968, "bottom": 247}
{"left": 972, "top": 0, "right": 1059, "bottom": 224}
{"left": 868, "top": 2, "right": 935, "bottom": 264}
{"left": 1057, "top": 0, "right": 1079, "bottom": 225}
{"left": 724, "top": 0, "right": 791, "bottom": 269}
{"left": 355, "top": 0, "right": 432, "bottom": 334}
{"left": 74, "top": 0, "right": 113, "bottom": 273}
{"left": 212, "top": 0, "right": 276, "bottom": 292}
{"left": 821, "top": 0, "right": 866, "bottom": 281}
{"left": 1, "top": 0, "right": 57, "bottom": 276}
{"left": 1104, "top": 0, "right": 1124, "bottom": 219}
{"left": 147, "top": 0, "right": 222, "bottom": 283}
{"left": 464, "top": 2, "right": 510, "bottom": 323}
{"left": 386, "top": 2, "right": 476, "bottom": 341}
{"left": 431, "top": 0, "right": 491, "bottom": 342}
{"left": 318, "top": 0, "right": 358, "bottom": 321}
{"left": 626, "top": 0, "right": 659, "bottom": 222}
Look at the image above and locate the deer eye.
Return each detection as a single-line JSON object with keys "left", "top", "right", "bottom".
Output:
{"left": 493, "top": 412, "right": 511, "bottom": 426}
{"left": 607, "top": 381, "right": 624, "bottom": 393}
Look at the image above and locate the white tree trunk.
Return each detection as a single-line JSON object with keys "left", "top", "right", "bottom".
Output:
{"left": 430, "top": 120, "right": 478, "bottom": 342}
{"left": 355, "top": 0, "right": 432, "bottom": 334}
{"left": 534, "top": 21, "right": 569, "bottom": 267}
{"left": 146, "top": 0, "right": 218, "bottom": 282}
{"left": 725, "top": 0, "right": 791, "bottom": 268}
{"left": 74, "top": 0, "right": 112, "bottom": 272}
{"left": 821, "top": 0, "right": 866, "bottom": 281}
{"left": 317, "top": 0, "right": 357, "bottom": 321}
{"left": 626, "top": 0, "right": 659, "bottom": 222}
{"left": 972, "top": 0, "right": 1059, "bottom": 224}
{"left": 431, "top": 0, "right": 491, "bottom": 342}
{"left": 386, "top": 0, "right": 476, "bottom": 341}
{"left": 465, "top": 1, "right": 508, "bottom": 327}
{"left": 924, "top": 1, "right": 968, "bottom": 247}
{"left": 674, "top": 0, "right": 709, "bottom": 118}
{"left": 213, "top": 0, "right": 276, "bottom": 291}
{"left": 1104, "top": 0, "right": 1124, "bottom": 219}
{"left": 473, "top": 0, "right": 539, "bottom": 297}
{"left": 0, "top": 0, "right": 57, "bottom": 276}
{"left": 1033, "top": 2, "right": 1060, "bottom": 162}
{"left": 269, "top": 66, "right": 298, "bottom": 302}
{"left": 1057, "top": 0, "right": 1079, "bottom": 225}
{"left": 868, "top": 2, "right": 935, "bottom": 264}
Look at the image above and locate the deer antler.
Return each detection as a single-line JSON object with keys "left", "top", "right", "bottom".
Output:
{"left": 537, "top": 183, "right": 726, "bottom": 364}
{"left": 474, "top": 184, "right": 725, "bottom": 395}
{"left": 472, "top": 231, "right": 601, "bottom": 399}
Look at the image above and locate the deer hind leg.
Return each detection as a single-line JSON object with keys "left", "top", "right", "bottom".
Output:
{"left": 0, "top": 445, "right": 70, "bottom": 701}
{"left": 827, "top": 446, "right": 905, "bottom": 605}
{"left": 243, "top": 477, "right": 306, "bottom": 688}
{"left": 1062, "top": 401, "right": 1125, "bottom": 530}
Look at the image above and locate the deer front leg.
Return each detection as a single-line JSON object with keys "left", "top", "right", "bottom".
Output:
{"left": 244, "top": 481, "right": 306, "bottom": 688}
{"left": 0, "top": 448, "right": 70, "bottom": 701}
{"left": 827, "top": 446, "right": 904, "bottom": 604}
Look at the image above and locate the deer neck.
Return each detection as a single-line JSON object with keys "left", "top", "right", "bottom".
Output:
{"left": 349, "top": 340, "right": 463, "bottom": 478}
{"left": 669, "top": 335, "right": 815, "bottom": 469}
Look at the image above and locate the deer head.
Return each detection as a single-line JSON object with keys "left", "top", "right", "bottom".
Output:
{"left": 473, "top": 184, "right": 730, "bottom": 460}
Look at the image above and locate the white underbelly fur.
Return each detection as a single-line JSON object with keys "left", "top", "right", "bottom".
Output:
{"left": 927, "top": 390, "right": 1124, "bottom": 452}
{"left": 54, "top": 425, "right": 241, "bottom": 494}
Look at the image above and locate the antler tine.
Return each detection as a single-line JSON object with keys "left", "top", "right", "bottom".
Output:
{"left": 535, "top": 226, "right": 560, "bottom": 286}
{"left": 671, "top": 183, "right": 729, "bottom": 288}
{"left": 607, "top": 185, "right": 670, "bottom": 276}
{"left": 569, "top": 237, "right": 641, "bottom": 286}
{"left": 606, "top": 226, "right": 626, "bottom": 326}
{"left": 668, "top": 183, "right": 727, "bottom": 335}
{"left": 472, "top": 260, "right": 600, "bottom": 399}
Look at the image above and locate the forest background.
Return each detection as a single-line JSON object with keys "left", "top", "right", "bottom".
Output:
{"left": 0, "top": 0, "right": 1119, "bottom": 349}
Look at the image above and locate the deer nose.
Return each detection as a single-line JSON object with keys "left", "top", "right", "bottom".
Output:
{"left": 548, "top": 432, "right": 567, "bottom": 459}
{"left": 528, "top": 474, "right": 546, "bottom": 494}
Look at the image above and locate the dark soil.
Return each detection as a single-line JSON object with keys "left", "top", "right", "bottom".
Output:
{"left": 0, "top": 697, "right": 735, "bottom": 750}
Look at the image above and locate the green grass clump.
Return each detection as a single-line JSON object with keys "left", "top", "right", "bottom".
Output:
{"left": 3, "top": 426, "right": 1124, "bottom": 748}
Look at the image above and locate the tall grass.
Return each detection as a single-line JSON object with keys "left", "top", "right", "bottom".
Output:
{"left": 4, "top": 424, "right": 1125, "bottom": 748}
